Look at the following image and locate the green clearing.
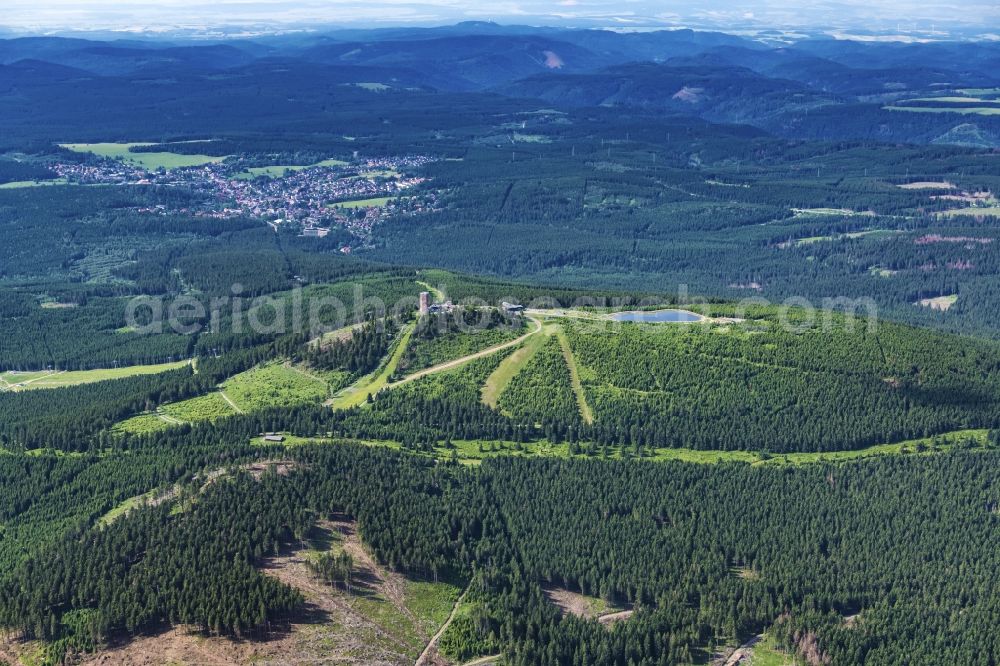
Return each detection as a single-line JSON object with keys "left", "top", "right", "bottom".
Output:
{"left": 256, "top": 429, "right": 990, "bottom": 468}
{"left": 901, "top": 96, "right": 1000, "bottom": 104}
{"left": 163, "top": 392, "right": 236, "bottom": 422}
{"left": 495, "top": 333, "right": 579, "bottom": 423}
{"left": 60, "top": 142, "right": 226, "bottom": 169}
{"left": 0, "top": 360, "right": 189, "bottom": 392}
{"left": 749, "top": 634, "right": 798, "bottom": 666}
{"left": 354, "top": 82, "right": 391, "bottom": 91}
{"left": 330, "top": 196, "right": 392, "bottom": 209}
{"left": 301, "top": 520, "right": 464, "bottom": 659}
{"left": 400, "top": 324, "right": 528, "bottom": 377}
{"left": 939, "top": 206, "right": 1000, "bottom": 217}
{"left": 915, "top": 294, "right": 958, "bottom": 311}
{"left": 541, "top": 585, "right": 624, "bottom": 618}
{"left": 0, "top": 178, "right": 70, "bottom": 189}
{"left": 555, "top": 328, "right": 594, "bottom": 424}
{"left": 884, "top": 106, "right": 1000, "bottom": 116}
{"left": 330, "top": 323, "right": 415, "bottom": 409}
{"left": 870, "top": 266, "right": 897, "bottom": 278}
{"left": 415, "top": 279, "right": 446, "bottom": 302}
{"left": 111, "top": 412, "right": 171, "bottom": 435}
{"left": 790, "top": 207, "right": 860, "bottom": 217}
{"left": 221, "top": 362, "right": 330, "bottom": 412}
{"left": 232, "top": 158, "right": 348, "bottom": 179}
{"left": 113, "top": 363, "right": 332, "bottom": 433}
{"left": 293, "top": 363, "right": 354, "bottom": 393}
{"left": 113, "top": 392, "right": 236, "bottom": 434}
{"left": 97, "top": 489, "right": 158, "bottom": 526}
{"left": 784, "top": 229, "right": 900, "bottom": 247}
{"left": 513, "top": 133, "right": 551, "bottom": 143}
{"left": 957, "top": 88, "right": 1000, "bottom": 97}
{"left": 480, "top": 326, "right": 550, "bottom": 408}
{"left": 309, "top": 322, "right": 364, "bottom": 348}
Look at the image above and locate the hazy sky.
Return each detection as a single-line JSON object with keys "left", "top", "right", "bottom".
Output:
{"left": 2, "top": 0, "right": 998, "bottom": 33}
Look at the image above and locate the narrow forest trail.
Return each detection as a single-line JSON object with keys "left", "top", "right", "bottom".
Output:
{"left": 719, "top": 634, "right": 763, "bottom": 666}
{"left": 555, "top": 327, "right": 594, "bottom": 424}
{"left": 330, "top": 322, "right": 415, "bottom": 409}
{"left": 597, "top": 609, "right": 633, "bottom": 624}
{"left": 415, "top": 280, "right": 446, "bottom": 303}
{"left": 155, "top": 411, "right": 186, "bottom": 425}
{"left": 0, "top": 370, "right": 65, "bottom": 391}
{"left": 481, "top": 320, "right": 552, "bottom": 408}
{"left": 415, "top": 585, "right": 470, "bottom": 666}
{"left": 217, "top": 390, "right": 245, "bottom": 414}
{"left": 283, "top": 360, "right": 328, "bottom": 385}
{"left": 459, "top": 656, "right": 501, "bottom": 666}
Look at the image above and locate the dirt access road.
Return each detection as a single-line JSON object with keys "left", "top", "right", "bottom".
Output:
{"left": 388, "top": 315, "right": 543, "bottom": 389}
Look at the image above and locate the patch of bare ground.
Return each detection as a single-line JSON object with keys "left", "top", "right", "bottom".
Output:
{"left": 597, "top": 610, "right": 634, "bottom": 626}
{"left": 543, "top": 586, "right": 631, "bottom": 625}
{"left": 195, "top": 460, "right": 299, "bottom": 493}
{"left": 931, "top": 190, "right": 991, "bottom": 202}
{"left": 709, "top": 634, "right": 762, "bottom": 666}
{"left": 245, "top": 460, "right": 298, "bottom": 479}
{"left": 76, "top": 625, "right": 297, "bottom": 666}
{"left": 0, "top": 637, "right": 41, "bottom": 666}
{"left": 72, "top": 517, "right": 430, "bottom": 666}
{"left": 732, "top": 565, "right": 761, "bottom": 581}
{"left": 915, "top": 294, "right": 957, "bottom": 311}
{"left": 416, "top": 586, "right": 469, "bottom": 666}
{"left": 898, "top": 181, "right": 955, "bottom": 189}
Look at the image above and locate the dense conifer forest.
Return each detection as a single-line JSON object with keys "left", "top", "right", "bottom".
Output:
{"left": 2, "top": 21, "right": 1000, "bottom": 666}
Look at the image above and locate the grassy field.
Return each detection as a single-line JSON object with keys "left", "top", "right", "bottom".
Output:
{"left": 331, "top": 323, "right": 415, "bottom": 410}
{"left": 0, "top": 178, "right": 70, "bottom": 189}
{"left": 330, "top": 196, "right": 392, "bottom": 209}
{"left": 957, "top": 88, "right": 1000, "bottom": 97}
{"left": 0, "top": 360, "right": 189, "bottom": 392}
{"left": 790, "top": 207, "right": 865, "bottom": 217}
{"left": 221, "top": 362, "right": 330, "bottom": 412}
{"left": 915, "top": 294, "right": 958, "bottom": 311}
{"left": 164, "top": 392, "right": 236, "bottom": 421}
{"left": 783, "top": 229, "right": 900, "bottom": 247}
{"left": 113, "top": 392, "right": 237, "bottom": 434}
{"left": 60, "top": 142, "right": 226, "bottom": 169}
{"left": 354, "top": 82, "right": 391, "bottom": 91}
{"left": 897, "top": 181, "right": 955, "bottom": 190}
{"left": 414, "top": 280, "right": 445, "bottom": 302}
{"left": 885, "top": 106, "right": 1000, "bottom": 116}
{"left": 233, "top": 158, "right": 348, "bottom": 179}
{"left": 112, "top": 413, "right": 172, "bottom": 435}
{"left": 298, "top": 519, "right": 464, "bottom": 661}
{"left": 257, "top": 429, "right": 991, "bottom": 468}
{"left": 97, "top": 489, "right": 158, "bottom": 526}
{"left": 555, "top": 328, "right": 594, "bottom": 424}
{"left": 749, "top": 634, "right": 798, "bottom": 666}
{"left": 112, "top": 361, "right": 332, "bottom": 434}
{"left": 480, "top": 327, "right": 550, "bottom": 408}
{"left": 400, "top": 324, "right": 528, "bottom": 377}
{"left": 903, "top": 96, "right": 1000, "bottom": 103}
{"left": 939, "top": 206, "right": 1000, "bottom": 217}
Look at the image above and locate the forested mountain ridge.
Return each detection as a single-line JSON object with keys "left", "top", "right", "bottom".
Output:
{"left": 3, "top": 430, "right": 1000, "bottom": 666}
{"left": 1, "top": 21, "right": 1000, "bottom": 666}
